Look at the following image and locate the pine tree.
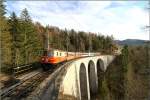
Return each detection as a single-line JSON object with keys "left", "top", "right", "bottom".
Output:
{"left": 35, "top": 22, "right": 46, "bottom": 51}
{"left": 20, "top": 8, "right": 31, "bottom": 22}
{"left": 0, "top": 0, "right": 5, "bottom": 16}
{"left": 0, "top": 0, "right": 12, "bottom": 71}
{"left": 8, "top": 12, "right": 20, "bottom": 67}
{"left": 121, "top": 45, "right": 129, "bottom": 100}
{"left": 121, "top": 45, "right": 129, "bottom": 72}
{"left": 19, "top": 8, "right": 39, "bottom": 64}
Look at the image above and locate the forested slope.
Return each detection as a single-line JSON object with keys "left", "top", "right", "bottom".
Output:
{"left": 96, "top": 45, "right": 150, "bottom": 100}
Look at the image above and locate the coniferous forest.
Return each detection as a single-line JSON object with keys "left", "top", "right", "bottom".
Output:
{"left": 97, "top": 45, "right": 150, "bottom": 100}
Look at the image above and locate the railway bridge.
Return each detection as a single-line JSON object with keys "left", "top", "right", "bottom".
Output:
{"left": 58, "top": 55, "right": 115, "bottom": 100}
{"left": 27, "top": 55, "right": 115, "bottom": 100}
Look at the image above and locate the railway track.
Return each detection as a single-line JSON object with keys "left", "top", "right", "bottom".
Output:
{"left": 27, "top": 60, "right": 74, "bottom": 100}
{"left": 0, "top": 64, "right": 61, "bottom": 100}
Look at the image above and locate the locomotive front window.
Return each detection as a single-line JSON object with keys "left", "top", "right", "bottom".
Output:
{"left": 48, "top": 51, "right": 53, "bottom": 57}
{"left": 43, "top": 51, "right": 47, "bottom": 56}
{"left": 43, "top": 50, "right": 53, "bottom": 57}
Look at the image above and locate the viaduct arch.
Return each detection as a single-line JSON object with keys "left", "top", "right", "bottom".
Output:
{"left": 59, "top": 55, "right": 115, "bottom": 100}
{"left": 80, "top": 63, "right": 88, "bottom": 100}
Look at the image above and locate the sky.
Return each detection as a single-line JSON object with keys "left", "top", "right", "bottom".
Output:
{"left": 6, "top": 1, "right": 149, "bottom": 40}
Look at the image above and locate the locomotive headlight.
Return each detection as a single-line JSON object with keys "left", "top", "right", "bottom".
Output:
{"left": 42, "top": 58, "right": 45, "bottom": 61}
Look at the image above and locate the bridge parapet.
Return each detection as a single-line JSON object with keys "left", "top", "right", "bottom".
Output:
{"left": 58, "top": 55, "right": 115, "bottom": 100}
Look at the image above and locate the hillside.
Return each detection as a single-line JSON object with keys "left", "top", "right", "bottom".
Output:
{"left": 115, "top": 39, "right": 148, "bottom": 46}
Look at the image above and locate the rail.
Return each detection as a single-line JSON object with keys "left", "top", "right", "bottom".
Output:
{"left": 0, "top": 71, "right": 40, "bottom": 98}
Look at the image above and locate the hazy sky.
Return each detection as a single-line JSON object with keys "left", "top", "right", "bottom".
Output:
{"left": 6, "top": 1, "right": 149, "bottom": 40}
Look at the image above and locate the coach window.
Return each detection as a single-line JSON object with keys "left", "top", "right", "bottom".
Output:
{"left": 60, "top": 53, "right": 61, "bottom": 56}
{"left": 48, "top": 52, "right": 51, "bottom": 57}
{"left": 57, "top": 52, "right": 58, "bottom": 56}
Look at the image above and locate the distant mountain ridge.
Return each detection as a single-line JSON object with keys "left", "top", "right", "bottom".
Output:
{"left": 115, "top": 39, "right": 148, "bottom": 46}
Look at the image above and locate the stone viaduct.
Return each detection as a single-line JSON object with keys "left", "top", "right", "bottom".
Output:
{"left": 59, "top": 55, "right": 115, "bottom": 100}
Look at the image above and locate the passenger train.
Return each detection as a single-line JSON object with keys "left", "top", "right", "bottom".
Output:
{"left": 40, "top": 48, "right": 100, "bottom": 70}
